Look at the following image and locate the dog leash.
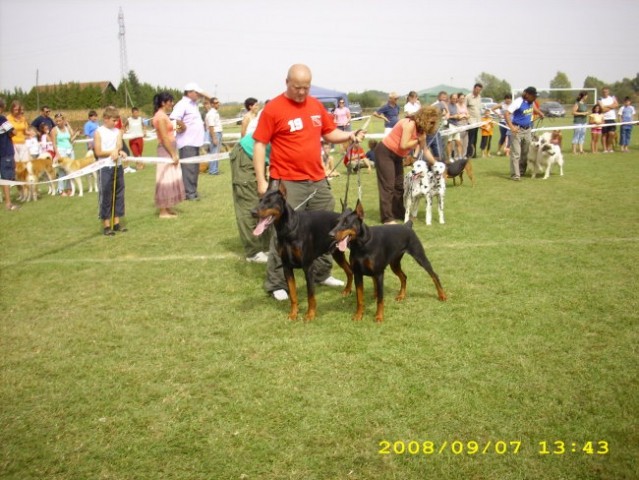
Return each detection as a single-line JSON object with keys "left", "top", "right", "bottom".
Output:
{"left": 293, "top": 189, "right": 318, "bottom": 211}
{"left": 339, "top": 117, "right": 370, "bottom": 212}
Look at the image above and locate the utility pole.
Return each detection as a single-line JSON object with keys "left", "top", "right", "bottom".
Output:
{"left": 118, "top": 7, "right": 134, "bottom": 108}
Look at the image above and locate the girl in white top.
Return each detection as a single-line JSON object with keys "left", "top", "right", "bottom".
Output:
{"left": 404, "top": 91, "right": 421, "bottom": 116}
{"left": 241, "top": 97, "right": 261, "bottom": 138}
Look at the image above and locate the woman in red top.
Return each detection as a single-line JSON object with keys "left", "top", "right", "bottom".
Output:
{"left": 375, "top": 106, "right": 440, "bottom": 224}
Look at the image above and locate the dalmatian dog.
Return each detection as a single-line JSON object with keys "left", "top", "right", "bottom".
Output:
{"left": 403, "top": 160, "right": 446, "bottom": 225}
{"left": 426, "top": 161, "right": 447, "bottom": 225}
{"left": 403, "top": 159, "right": 431, "bottom": 223}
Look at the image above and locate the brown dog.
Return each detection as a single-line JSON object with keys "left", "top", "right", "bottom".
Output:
{"left": 26, "top": 157, "right": 56, "bottom": 201}
{"left": 57, "top": 151, "right": 98, "bottom": 197}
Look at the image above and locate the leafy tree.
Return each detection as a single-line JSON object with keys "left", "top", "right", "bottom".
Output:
{"left": 549, "top": 71, "right": 572, "bottom": 103}
{"left": 612, "top": 77, "right": 636, "bottom": 103}
{"left": 583, "top": 76, "right": 605, "bottom": 94}
{"left": 476, "top": 73, "right": 511, "bottom": 101}
{"left": 127, "top": 70, "right": 142, "bottom": 107}
{"left": 348, "top": 90, "right": 384, "bottom": 108}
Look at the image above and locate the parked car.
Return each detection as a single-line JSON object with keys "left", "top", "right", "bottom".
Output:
{"left": 540, "top": 101, "right": 566, "bottom": 117}
{"left": 348, "top": 102, "right": 363, "bottom": 118}
{"left": 480, "top": 97, "right": 494, "bottom": 105}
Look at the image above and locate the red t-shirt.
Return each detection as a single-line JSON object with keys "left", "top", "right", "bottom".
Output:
{"left": 253, "top": 93, "right": 336, "bottom": 181}
{"left": 343, "top": 145, "right": 366, "bottom": 165}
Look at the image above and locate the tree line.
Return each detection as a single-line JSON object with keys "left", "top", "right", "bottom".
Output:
{"left": 3, "top": 70, "right": 637, "bottom": 114}
{"left": 1, "top": 71, "right": 182, "bottom": 114}
{"left": 474, "top": 71, "right": 639, "bottom": 104}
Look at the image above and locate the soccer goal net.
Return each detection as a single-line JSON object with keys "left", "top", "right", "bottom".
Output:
{"left": 512, "top": 87, "right": 598, "bottom": 106}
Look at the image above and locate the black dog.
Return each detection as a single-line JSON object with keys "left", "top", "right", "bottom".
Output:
{"left": 252, "top": 183, "right": 353, "bottom": 321}
{"left": 445, "top": 157, "right": 475, "bottom": 186}
{"left": 330, "top": 200, "right": 447, "bottom": 322}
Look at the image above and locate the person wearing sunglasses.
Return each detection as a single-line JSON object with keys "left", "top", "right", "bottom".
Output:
{"left": 31, "top": 105, "right": 56, "bottom": 132}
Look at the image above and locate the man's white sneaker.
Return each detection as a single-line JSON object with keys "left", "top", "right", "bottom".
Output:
{"left": 272, "top": 289, "right": 289, "bottom": 301}
{"left": 124, "top": 166, "right": 137, "bottom": 173}
{"left": 320, "top": 276, "right": 345, "bottom": 287}
{"left": 246, "top": 251, "right": 268, "bottom": 263}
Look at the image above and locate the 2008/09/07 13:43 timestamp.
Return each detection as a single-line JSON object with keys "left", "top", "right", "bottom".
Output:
{"left": 378, "top": 440, "right": 610, "bottom": 456}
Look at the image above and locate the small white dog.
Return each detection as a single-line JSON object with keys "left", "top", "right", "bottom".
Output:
{"left": 403, "top": 160, "right": 446, "bottom": 225}
{"left": 530, "top": 132, "right": 564, "bottom": 179}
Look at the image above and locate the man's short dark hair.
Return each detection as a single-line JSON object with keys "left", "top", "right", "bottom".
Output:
{"left": 474, "top": 83, "right": 483, "bottom": 89}
{"left": 88, "top": 110, "right": 97, "bottom": 118}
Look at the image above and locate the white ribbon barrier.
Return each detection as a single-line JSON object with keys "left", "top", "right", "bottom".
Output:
{"left": 75, "top": 131, "right": 243, "bottom": 144}
{"left": 0, "top": 152, "right": 230, "bottom": 187}
{"left": 440, "top": 121, "right": 487, "bottom": 136}
{"left": 495, "top": 120, "right": 639, "bottom": 133}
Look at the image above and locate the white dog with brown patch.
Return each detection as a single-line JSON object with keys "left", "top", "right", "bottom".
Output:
{"left": 531, "top": 132, "right": 564, "bottom": 179}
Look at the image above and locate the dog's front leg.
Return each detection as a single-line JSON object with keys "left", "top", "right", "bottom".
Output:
{"left": 404, "top": 198, "right": 412, "bottom": 222}
{"left": 426, "top": 196, "right": 433, "bottom": 226}
{"left": 373, "top": 274, "right": 385, "bottom": 323}
{"left": 438, "top": 195, "right": 445, "bottom": 224}
{"left": 332, "top": 251, "right": 353, "bottom": 296}
{"left": 284, "top": 268, "right": 299, "bottom": 321}
{"left": 353, "top": 273, "right": 365, "bottom": 321}
{"left": 304, "top": 268, "right": 316, "bottom": 321}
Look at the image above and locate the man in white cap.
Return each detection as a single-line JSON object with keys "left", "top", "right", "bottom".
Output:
{"left": 170, "top": 83, "right": 209, "bottom": 200}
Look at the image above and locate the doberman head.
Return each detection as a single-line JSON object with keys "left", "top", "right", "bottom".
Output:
{"left": 252, "top": 182, "right": 290, "bottom": 237}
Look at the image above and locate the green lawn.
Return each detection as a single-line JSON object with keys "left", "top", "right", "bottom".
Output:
{"left": 1, "top": 124, "right": 638, "bottom": 479}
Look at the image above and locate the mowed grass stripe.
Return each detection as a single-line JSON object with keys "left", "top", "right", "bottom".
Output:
{"left": 3, "top": 236, "right": 638, "bottom": 266}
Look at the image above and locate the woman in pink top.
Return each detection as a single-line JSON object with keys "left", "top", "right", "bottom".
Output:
{"left": 333, "top": 99, "right": 351, "bottom": 131}
{"left": 375, "top": 106, "right": 440, "bottom": 224}
{"left": 152, "top": 92, "right": 185, "bottom": 218}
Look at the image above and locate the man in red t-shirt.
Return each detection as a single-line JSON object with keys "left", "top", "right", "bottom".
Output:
{"left": 253, "top": 64, "right": 365, "bottom": 300}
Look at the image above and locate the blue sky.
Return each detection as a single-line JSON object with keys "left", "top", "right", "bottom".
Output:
{"left": 1, "top": 0, "right": 637, "bottom": 102}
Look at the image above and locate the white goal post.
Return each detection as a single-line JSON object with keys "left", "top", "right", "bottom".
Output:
{"left": 512, "top": 87, "right": 598, "bottom": 105}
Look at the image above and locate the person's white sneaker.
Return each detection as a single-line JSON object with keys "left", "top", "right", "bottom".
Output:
{"left": 124, "top": 166, "right": 137, "bottom": 173}
{"left": 246, "top": 251, "right": 268, "bottom": 263}
{"left": 320, "top": 276, "right": 345, "bottom": 287}
{"left": 272, "top": 289, "right": 289, "bottom": 301}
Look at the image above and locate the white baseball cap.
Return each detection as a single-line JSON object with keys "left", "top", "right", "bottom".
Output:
{"left": 184, "top": 82, "right": 211, "bottom": 98}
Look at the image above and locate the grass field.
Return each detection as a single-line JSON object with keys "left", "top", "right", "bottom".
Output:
{"left": 1, "top": 120, "right": 638, "bottom": 479}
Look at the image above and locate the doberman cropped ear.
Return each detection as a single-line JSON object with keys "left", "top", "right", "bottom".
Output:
{"left": 355, "top": 199, "right": 365, "bottom": 219}
{"left": 278, "top": 182, "right": 287, "bottom": 198}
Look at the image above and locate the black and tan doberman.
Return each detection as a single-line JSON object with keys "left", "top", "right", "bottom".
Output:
{"left": 252, "top": 183, "right": 353, "bottom": 321}
{"left": 330, "top": 200, "right": 447, "bottom": 322}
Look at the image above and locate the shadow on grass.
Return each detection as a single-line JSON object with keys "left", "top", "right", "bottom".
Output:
{"left": 8, "top": 232, "right": 98, "bottom": 267}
